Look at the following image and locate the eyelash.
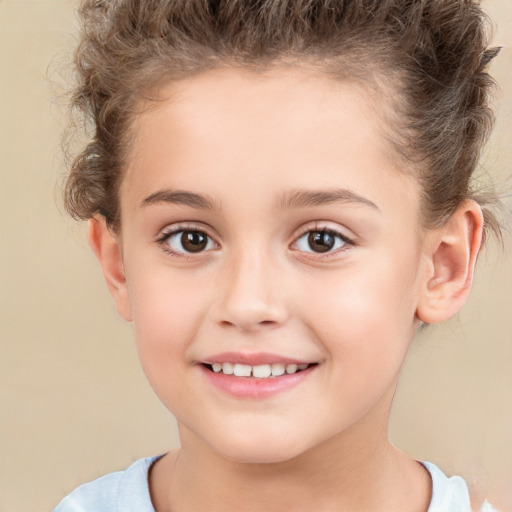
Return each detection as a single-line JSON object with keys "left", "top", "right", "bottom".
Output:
{"left": 156, "top": 223, "right": 355, "bottom": 260}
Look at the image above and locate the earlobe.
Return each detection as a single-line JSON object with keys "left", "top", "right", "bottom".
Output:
{"left": 87, "top": 217, "right": 132, "bottom": 322}
{"left": 416, "top": 201, "right": 484, "bottom": 324}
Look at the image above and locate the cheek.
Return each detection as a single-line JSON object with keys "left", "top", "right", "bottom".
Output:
{"left": 125, "top": 266, "right": 218, "bottom": 417}
{"left": 126, "top": 266, "right": 208, "bottom": 373}
{"left": 303, "top": 254, "right": 420, "bottom": 372}
{"left": 296, "top": 265, "right": 418, "bottom": 425}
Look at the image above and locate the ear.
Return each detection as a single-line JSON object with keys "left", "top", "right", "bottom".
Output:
{"left": 87, "top": 217, "right": 132, "bottom": 322}
{"left": 416, "top": 200, "right": 484, "bottom": 324}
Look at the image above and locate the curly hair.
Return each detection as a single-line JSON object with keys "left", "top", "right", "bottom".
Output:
{"left": 64, "top": 0, "right": 502, "bottom": 239}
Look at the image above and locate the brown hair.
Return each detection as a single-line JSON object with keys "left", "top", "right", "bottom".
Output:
{"left": 64, "top": 0, "right": 502, "bottom": 239}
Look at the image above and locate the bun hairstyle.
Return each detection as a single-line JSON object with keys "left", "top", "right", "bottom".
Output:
{"left": 64, "top": 0, "right": 502, "bottom": 240}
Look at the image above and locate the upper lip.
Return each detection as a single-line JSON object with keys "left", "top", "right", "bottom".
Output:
{"left": 201, "top": 352, "right": 313, "bottom": 366}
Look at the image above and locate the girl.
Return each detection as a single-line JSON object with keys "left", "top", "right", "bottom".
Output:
{"left": 55, "top": 0, "right": 505, "bottom": 510}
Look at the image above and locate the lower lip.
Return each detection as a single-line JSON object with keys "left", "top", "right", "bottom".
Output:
{"left": 200, "top": 365, "right": 316, "bottom": 399}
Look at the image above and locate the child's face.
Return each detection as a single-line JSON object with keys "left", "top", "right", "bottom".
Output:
{"left": 115, "top": 68, "right": 429, "bottom": 463}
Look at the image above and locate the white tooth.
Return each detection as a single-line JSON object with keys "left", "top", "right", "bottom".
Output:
{"left": 233, "top": 364, "right": 252, "bottom": 377}
{"left": 222, "top": 362, "right": 234, "bottom": 375}
{"left": 212, "top": 363, "right": 222, "bottom": 373}
{"left": 285, "top": 364, "right": 298, "bottom": 374}
{"left": 298, "top": 364, "right": 308, "bottom": 370}
{"left": 271, "top": 363, "right": 285, "bottom": 376}
{"left": 253, "top": 364, "right": 272, "bottom": 378}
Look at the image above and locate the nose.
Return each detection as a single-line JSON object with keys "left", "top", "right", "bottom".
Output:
{"left": 215, "top": 248, "right": 289, "bottom": 333}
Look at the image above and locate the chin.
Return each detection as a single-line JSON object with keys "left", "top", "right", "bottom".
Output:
{"left": 218, "top": 446, "right": 301, "bottom": 465}
{"left": 208, "top": 429, "right": 308, "bottom": 465}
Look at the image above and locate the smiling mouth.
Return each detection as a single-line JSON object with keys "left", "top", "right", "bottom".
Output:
{"left": 202, "top": 362, "right": 317, "bottom": 379}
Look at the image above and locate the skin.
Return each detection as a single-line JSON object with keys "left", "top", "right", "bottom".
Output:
{"left": 89, "top": 67, "right": 484, "bottom": 511}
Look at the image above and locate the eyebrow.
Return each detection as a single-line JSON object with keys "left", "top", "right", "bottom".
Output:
{"left": 141, "top": 189, "right": 219, "bottom": 210}
{"left": 141, "top": 187, "right": 380, "bottom": 212}
{"left": 277, "top": 188, "right": 380, "bottom": 212}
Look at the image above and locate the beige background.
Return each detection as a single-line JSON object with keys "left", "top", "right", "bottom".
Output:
{"left": 0, "top": 1, "right": 511, "bottom": 511}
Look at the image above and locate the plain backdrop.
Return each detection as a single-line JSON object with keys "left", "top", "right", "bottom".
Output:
{"left": 0, "top": 1, "right": 511, "bottom": 511}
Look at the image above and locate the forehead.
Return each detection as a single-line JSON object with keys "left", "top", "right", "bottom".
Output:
{"left": 145, "top": 65, "right": 374, "bottom": 125}
{"left": 135, "top": 66, "right": 382, "bottom": 138}
{"left": 122, "top": 66, "right": 419, "bottom": 222}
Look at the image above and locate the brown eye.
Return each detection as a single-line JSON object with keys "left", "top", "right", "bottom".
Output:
{"left": 294, "top": 229, "right": 349, "bottom": 254}
{"left": 163, "top": 230, "right": 215, "bottom": 254}
{"left": 181, "top": 231, "right": 208, "bottom": 252}
{"left": 308, "top": 231, "right": 335, "bottom": 253}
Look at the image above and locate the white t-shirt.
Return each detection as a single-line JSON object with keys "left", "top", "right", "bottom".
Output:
{"left": 54, "top": 456, "right": 496, "bottom": 512}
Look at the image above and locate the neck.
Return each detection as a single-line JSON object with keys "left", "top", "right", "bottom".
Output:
{"left": 150, "top": 397, "right": 431, "bottom": 512}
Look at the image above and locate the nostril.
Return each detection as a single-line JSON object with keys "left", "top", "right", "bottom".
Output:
{"left": 215, "top": 289, "right": 289, "bottom": 332}
{"left": 219, "top": 318, "right": 280, "bottom": 331}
